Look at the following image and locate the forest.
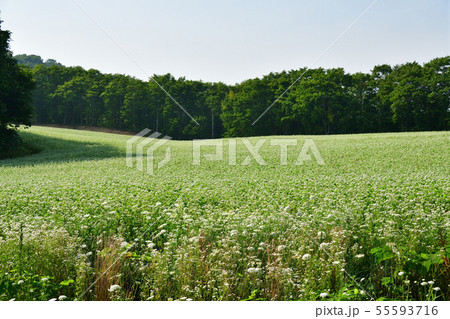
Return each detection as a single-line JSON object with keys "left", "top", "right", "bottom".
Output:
{"left": 15, "top": 54, "right": 449, "bottom": 139}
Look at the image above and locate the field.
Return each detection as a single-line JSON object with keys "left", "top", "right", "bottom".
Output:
{"left": 0, "top": 126, "right": 448, "bottom": 301}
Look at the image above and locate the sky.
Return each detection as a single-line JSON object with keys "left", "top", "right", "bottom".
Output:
{"left": 0, "top": 0, "right": 448, "bottom": 84}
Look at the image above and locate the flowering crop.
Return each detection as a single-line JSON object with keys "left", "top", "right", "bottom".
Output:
{"left": 0, "top": 127, "right": 448, "bottom": 301}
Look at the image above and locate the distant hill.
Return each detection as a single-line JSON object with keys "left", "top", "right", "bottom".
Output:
{"left": 14, "top": 54, "right": 62, "bottom": 67}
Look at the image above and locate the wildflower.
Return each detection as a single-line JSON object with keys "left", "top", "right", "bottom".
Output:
{"left": 41, "top": 278, "right": 49, "bottom": 282}
{"left": 247, "top": 268, "right": 262, "bottom": 274}
{"left": 186, "top": 298, "right": 193, "bottom": 301}
{"left": 17, "top": 280, "right": 24, "bottom": 285}
{"left": 319, "top": 242, "right": 330, "bottom": 250}
{"left": 355, "top": 254, "right": 365, "bottom": 259}
{"left": 433, "top": 287, "right": 440, "bottom": 291}
{"left": 420, "top": 282, "right": 427, "bottom": 286}
{"left": 318, "top": 231, "right": 326, "bottom": 239}
{"left": 282, "top": 268, "right": 293, "bottom": 275}
{"left": 404, "top": 280, "right": 410, "bottom": 285}
{"left": 108, "top": 284, "right": 121, "bottom": 292}
{"left": 120, "top": 241, "right": 129, "bottom": 249}
{"left": 302, "top": 254, "right": 311, "bottom": 261}
{"left": 277, "top": 245, "right": 285, "bottom": 252}
{"left": 428, "top": 281, "right": 434, "bottom": 285}
{"left": 398, "top": 271, "right": 404, "bottom": 276}
{"left": 58, "top": 295, "right": 67, "bottom": 301}
{"left": 48, "top": 298, "right": 57, "bottom": 301}
{"left": 319, "top": 292, "right": 328, "bottom": 298}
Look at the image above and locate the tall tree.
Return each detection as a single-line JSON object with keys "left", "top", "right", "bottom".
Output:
{"left": 0, "top": 22, "right": 35, "bottom": 129}
{"left": 0, "top": 21, "right": 35, "bottom": 154}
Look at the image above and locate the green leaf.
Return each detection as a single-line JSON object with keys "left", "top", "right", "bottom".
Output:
{"left": 60, "top": 279, "right": 74, "bottom": 286}
{"left": 370, "top": 247, "right": 383, "bottom": 254}
{"left": 421, "top": 260, "right": 432, "bottom": 271}
{"left": 381, "top": 277, "right": 391, "bottom": 286}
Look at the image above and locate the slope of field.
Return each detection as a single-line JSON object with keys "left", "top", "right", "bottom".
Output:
{"left": 0, "top": 126, "right": 448, "bottom": 301}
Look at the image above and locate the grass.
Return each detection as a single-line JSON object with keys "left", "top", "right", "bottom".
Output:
{"left": 0, "top": 126, "right": 448, "bottom": 301}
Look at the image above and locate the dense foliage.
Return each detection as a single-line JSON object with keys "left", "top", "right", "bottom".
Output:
{"left": 17, "top": 54, "right": 449, "bottom": 139}
{"left": 14, "top": 54, "right": 61, "bottom": 68}
{"left": 0, "top": 127, "right": 448, "bottom": 301}
{"left": 0, "top": 23, "right": 35, "bottom": 155}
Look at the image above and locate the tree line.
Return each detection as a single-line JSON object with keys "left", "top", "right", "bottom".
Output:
{"left": 16, "top": 54, "right": 449, "bottom": 139}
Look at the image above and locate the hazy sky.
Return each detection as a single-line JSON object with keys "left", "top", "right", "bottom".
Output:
{"left": 1, "top": 0, "right": 448, "bottom": 84}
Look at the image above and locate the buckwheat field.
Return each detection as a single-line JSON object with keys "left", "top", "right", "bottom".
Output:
{"left": 0, "top": 127, "right": 448, "bottom": 301}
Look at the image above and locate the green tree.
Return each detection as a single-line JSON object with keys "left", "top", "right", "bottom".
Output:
{"left": 423, "top": 56, "right": 449, "bottom": 130}
{"left": 284, "top": 68, "right": 352, "bottom": 134}
{"left": 0, "top": 21, "right": 35, "bottom": 154}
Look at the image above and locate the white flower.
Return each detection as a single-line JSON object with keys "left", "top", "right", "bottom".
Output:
{"left": 355, "top": 254, "right": 365, "bottom": 259}
{"left": 319, "top": 292, "right": 328, "bottom": 298}
{"left": 398, "top": 271, "right": 404, "bottom": 276}
{"left": 58, "top": 295, "right": 67, "bottom": 301}
{"left": 318, "top": 231, "right": 326, "bottom": 238}
{"left": 48, "top": 298, "right": 57, "bottom": 301}
{"left": 277, "top": 245, "right": 286, "bottom": 252}
{"left": 247, "top": 267, "right": 262, "bottom": 274}
{"left": 433, "top": 287, "right": 440, "bottom": 291}
{"left": 319, "top": 242, "right": 330, "bottom": 250}
{"left": 302, "top": 254, "right": 311, "bottom": 261}
{"left": 108, "top": 284, "right": 121, "bottom": 292}
{"left": 404, "top": 280, "right": 410, "bottom": 285}
{"left": 230, "top": 230, "right": 238, "bottom": 236}
{"left": 420, "top": 282, "right": 427, "bottom": 286}
{"left": 17, "top": 280, "right": 24, "bottom": 285}
{"left": 282, "top": 268, "right": 293, "bottom": 275}
{"left": 428, "top": 281, "right": 434, "bottom": 285}
{"left": 186, "top": 298, "right": 193, "bottom": 301}
{"left": 120, "top": 241, "right": 129, "bottom": 250}
{"left": 41, "top": 278, "right": 49, "bottom": 282}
